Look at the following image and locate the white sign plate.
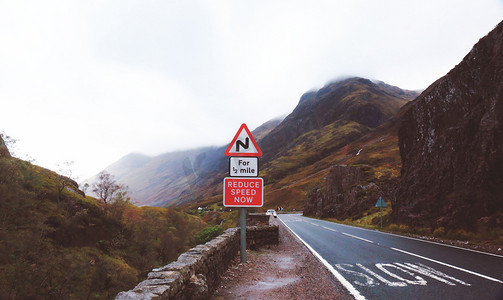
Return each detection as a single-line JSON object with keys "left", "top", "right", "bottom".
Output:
{"left": 229, "top": 157, "right": 258, "bottom": 177}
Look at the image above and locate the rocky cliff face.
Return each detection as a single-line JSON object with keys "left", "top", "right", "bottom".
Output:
{"left": 304, "top": 165, "right": 381, "bottom": 219}
{"left": 394, "top": 21, "right": 503, "bottom": 230}
{"left": 0, "top": 136, "right": 10, "bottom": 158}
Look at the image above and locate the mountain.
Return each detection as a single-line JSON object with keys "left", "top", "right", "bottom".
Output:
{"left": 104, "top": 152, "right": 151, "bottom": 180}
{"left": 302, "top": 94, "right": 415, "bottom": 219}
{"left": 259, "top": 78, "right": 415, "bottom": 183}
{"left": 96, "top": 117, "right": 284, "bottom": 207}
{"left": 98, "top": 77, "right": 417, "bottom": 209}
{"left": 393, "top": 21, "right": 503, "bottom": 230}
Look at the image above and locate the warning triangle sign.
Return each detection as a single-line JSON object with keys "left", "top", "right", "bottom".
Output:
{"left": 224, "top": 123, "right": 262, "bottom": 157}
{"left": 375, "top": 196, "right": 387, "bottom": 208}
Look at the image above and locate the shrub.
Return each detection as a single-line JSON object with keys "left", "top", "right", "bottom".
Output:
{"left": 445, "top": 229, "right": 473, "bottom": 241}
{"left": 195, "top": 226, "right": 223, "bottom": 244}
{"left": 433, "top": 227, "right": 446, "bottom": 238}
{"left": 386, "top": 223, "right": 411, "bottom": 233}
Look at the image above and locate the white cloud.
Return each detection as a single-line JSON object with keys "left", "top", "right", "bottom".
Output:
{"left": 0, "top": 0, "right": 502, "bottom": 180}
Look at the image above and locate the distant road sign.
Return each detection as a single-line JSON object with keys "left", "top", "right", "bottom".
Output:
{"left": 223, "top": 177, "right": 263, "bottom": 207}
{"left": 375, "top": 196, "right": 387, "bottom": 208}
{"left": 229, "top": 157, "right": 258, "bottom": 177}
{"left": 224, "top": 123, "right": 262, "bottom": 157}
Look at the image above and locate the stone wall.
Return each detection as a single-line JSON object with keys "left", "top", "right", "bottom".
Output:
{"left": 116, "top": 225, "right": 278, "bottom": 300}
{"left": 246, "top": 213, "right": 270, "bottom": 226}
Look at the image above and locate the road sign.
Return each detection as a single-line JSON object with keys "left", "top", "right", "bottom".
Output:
{"left": 224, "top": 124, "right": 264, "bottom": 263}
{"left": 223, "top": 177, "right": 263, "bottom": 207}
{"left": 375, "top": 196, "right": 387, "bottom": 227}
{"left": 375, "top": 196, "right": 387, "bottom": 208}
{"left": 229, "top": 157, "right": 258, "bottom": 177}
{"left": 224, "top": 123, "right": 262, "bottom": 157}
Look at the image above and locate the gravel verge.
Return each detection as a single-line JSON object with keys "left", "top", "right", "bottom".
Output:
{"left": 210, "top": 217, "right": 353, "bottom": 300}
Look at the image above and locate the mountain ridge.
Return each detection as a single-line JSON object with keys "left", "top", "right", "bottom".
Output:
{"left": 96, "top": 77, "right": 418, "bottom": 208}
{"left": 91, "top": 117, "right": 284, "bottom": 206}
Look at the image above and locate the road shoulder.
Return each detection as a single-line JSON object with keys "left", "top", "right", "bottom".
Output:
{"left": 210, "top": 217, "right": 353, "bottom": 299}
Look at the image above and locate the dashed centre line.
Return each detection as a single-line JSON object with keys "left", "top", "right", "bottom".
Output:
{"left": 282, "top": 215, "right": 503, "bottom": 299}
{"left": 322, "top": 226, "right": 337, "bottom": 232}
{"left": 342, "top": 232, "right": 375, "bottom": 244}
{"left": 318, "top": 224, "right": 502, "bottom": 284}
{"left": 391, "top": 247, "right": 503, "bottom": 284}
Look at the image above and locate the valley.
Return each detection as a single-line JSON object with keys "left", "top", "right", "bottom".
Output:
{"left": 2, "top": 18, "right": 503, "bottom": 300}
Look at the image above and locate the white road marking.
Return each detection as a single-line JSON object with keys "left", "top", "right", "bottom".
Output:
{"left": 375, "top": 263, "right": 427, "bottom": 286}
{"left": 396, "top": 263, "right": 470, "bottom": 286}
{"left": 342, "top": 232, "right": 375, "bottom": 244}
{"left": 335, "top": 264, "right": 377, "bottom": 287}
{"left": 322, "top": 226, "right": 338, "bottom": 232}
{"left": 391, "top": 247, "right": 503, "bottom": 283}
{"left": 281, "top": 215, "right": 502, "bottom": 297}
{"left": 279, "top": 217, "right": 366, "bottom": 300}
{"left": 380, "top": 231, "right": 503, "bottom": 259}
{"left": 335, "top": 262, "right": 470, "bottom": 287}
{"left": 357, "top": 264, "right": 407, "bottom": 287}
{"left": 304, "top": 216, "right": 503, "bottom": 259}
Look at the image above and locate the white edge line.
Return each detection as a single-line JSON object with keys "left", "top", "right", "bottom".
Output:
{"left": 391, "top": 247, "right": 503, "bottom": 284}
{"left": 342, "top": 232, "right": 374, "bottom": 244}
{"left": 279, "top": 216, "right": 366, "bottom": 300}
{"left": 302, "top": 215, "right": 503, "bottom": 259}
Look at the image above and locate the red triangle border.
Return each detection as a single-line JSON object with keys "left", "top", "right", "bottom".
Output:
{"left": 224, "top": 123, "right": 263, "bottom": 157}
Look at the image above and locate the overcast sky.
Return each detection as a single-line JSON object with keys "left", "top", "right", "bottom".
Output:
{"left": 1, "top": 0, "right": 502, "bottom": 181}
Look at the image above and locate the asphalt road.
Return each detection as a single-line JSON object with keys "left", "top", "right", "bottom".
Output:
{"left": 278, "top": 214, "right": 503, "bottom": 300}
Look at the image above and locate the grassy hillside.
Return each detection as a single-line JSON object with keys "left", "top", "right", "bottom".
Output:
{"left": 0, "top": 138, "right": 228, "bottom": 299}
{"left": 263, "top": 117, "right": 404, "bottom": 211}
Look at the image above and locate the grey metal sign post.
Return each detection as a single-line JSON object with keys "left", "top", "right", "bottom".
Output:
{"left": 240, "top": 207, "right": 247, "bottom": 263}
{"left": 375, "top": 196, "right": 387, "bottom": 228}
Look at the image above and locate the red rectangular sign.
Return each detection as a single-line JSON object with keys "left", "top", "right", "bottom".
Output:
{"left": 223, "top": 177, "right": 263, "bottom": 207}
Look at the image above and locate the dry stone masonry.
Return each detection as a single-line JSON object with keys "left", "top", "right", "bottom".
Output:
{"left": 116, "top": 225, "right": 278, "bottom": 300}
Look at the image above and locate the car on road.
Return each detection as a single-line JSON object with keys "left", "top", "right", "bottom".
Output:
{"left": 266, "top": 209, "right": 277, "bottom": 218}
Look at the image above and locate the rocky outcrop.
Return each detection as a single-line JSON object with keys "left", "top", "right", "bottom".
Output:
{"left": 304, "top": 165, "right": 381, "bottom": 219}
{"left": 394, "top": 21, "right": 503, "bottom": 230}
{"left": 0, "top": 135, "right": 10, "bottom": 158}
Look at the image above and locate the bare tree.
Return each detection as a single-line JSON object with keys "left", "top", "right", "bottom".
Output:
{"left": 92, "top": 171, "right": 125, "bottom": 207}
{"left": 55, "top": 161, "right": 75, "bottom": 204}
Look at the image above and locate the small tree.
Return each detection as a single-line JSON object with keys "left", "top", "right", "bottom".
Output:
{"left": 55, "top": 161, "right": 75, "bottom": 204}
{"left": 92, "top": 171, "right": 125, "bottom": 207}
{"left": 80, "top": 183, "right": 90, "bottom": 195}
{"left": 108, "top": 188, "right": 131, "bottom": 222}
